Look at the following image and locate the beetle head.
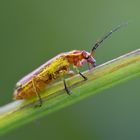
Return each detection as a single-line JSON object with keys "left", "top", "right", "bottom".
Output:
{"left": 81, "top": 50, "right": 96, "bottom": 67}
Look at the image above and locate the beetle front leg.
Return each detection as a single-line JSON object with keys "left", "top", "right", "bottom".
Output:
{"left": 87, "top": 62, "right": 96, "bottom": 70}
{"left": 79, "top": 71, "right": 87, "bottom": 80}
{"left": 73, "top": 66, "right": 87, "bottom": 81}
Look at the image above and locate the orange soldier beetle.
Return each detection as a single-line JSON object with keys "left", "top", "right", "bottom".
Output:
{"left": 13, "top": 23, "right": 127, "bottom": 106}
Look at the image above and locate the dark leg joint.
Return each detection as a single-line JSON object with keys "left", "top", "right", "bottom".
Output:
{"left": 79, "top": 72, "right": 88, "bottom": 81}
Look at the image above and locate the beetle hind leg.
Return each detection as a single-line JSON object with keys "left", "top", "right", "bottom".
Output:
{"left": 32, "top": 76, "right": 43, "bottom": 107}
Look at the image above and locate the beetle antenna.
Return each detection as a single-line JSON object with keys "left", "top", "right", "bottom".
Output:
{"left": 91, "top": 22, "right": 128, "bottom": 55}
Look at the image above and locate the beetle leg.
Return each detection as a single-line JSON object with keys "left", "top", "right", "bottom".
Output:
{"left": 79, "top": 71, "right": 87, "bottom": 80}
{"left": 32, "top": 76, "right": 43, "bottom": 107}
{"left": 59, "top": 70, "right": 72, "bottom": 95}
{"left": 73, "top": 66, "right": 87, "bottom": 80}
{"left": 87, "top": 62, "right": 96, "bottom": 70}
{"left": 87, "top": 63, "right": 94, "bottom": 70}
{"left": 62, "top": 77, "right": 71, "bottom": 95}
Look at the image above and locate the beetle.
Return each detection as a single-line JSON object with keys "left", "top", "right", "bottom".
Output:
{"left": 13, "top": 23, "right": 127, "bottom": 106}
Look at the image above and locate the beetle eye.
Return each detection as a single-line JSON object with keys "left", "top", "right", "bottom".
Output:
{"left": 82, "top": 51, "right": 90, "bottom": 59}
{"left": 85, "top": 54, "right": 89, "bottom": 59}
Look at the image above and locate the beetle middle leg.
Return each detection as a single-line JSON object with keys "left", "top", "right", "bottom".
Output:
{"left": 60, "top": 69, "right": 75, "bottom": 95}
{"left": 62, "top": 77, "right": 71, "bottom": 95}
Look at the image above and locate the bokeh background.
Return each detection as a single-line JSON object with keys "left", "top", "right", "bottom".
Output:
{"left": 0, "top": 0, "right": 140, "bottom": 140}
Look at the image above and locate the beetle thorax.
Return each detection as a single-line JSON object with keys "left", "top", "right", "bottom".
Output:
{"left": 65, "top": 50, "right": 96, "bottom": 67}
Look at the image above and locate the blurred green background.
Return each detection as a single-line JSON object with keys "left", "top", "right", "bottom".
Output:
{"left": 0, "top": 0, "right": 140, "bottom": 140}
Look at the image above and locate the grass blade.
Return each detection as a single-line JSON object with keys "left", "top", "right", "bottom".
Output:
{"left": 0, "top": 49, "right": 140, "bottom": 135}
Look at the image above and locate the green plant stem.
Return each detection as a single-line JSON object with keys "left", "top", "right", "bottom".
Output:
{"left": 0, "top": 49, "right": 140, "bottom": 135}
